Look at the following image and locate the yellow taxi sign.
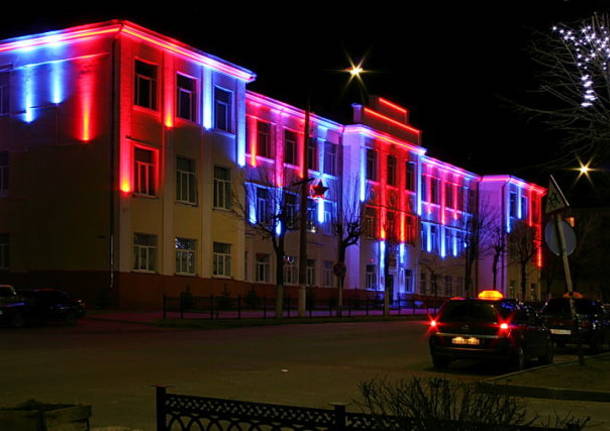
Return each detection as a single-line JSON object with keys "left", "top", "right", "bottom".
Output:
{"left": 478, "top": 290, "right": 504, "bottom": 300}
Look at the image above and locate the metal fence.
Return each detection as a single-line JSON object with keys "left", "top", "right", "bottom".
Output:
{"left": 162, "top": 293, "right": 444, "bottom": 320}
{"left": 155, "top": 387, "right": 581, "bottom": 431}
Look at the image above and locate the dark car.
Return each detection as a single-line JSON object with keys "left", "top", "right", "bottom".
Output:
{"left": 541, "top": 297, "right": 610, "bottom": 353}
{"left": 9, "top": 289, "right": 85, "bottom": 327}
{"left": 428, "top": 297, "right": 554, "bottom": 371}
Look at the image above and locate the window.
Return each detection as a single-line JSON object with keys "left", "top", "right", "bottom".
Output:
{"left": 421, "top": 224, "right": 428, "bottom": 251}
{"left": 256, "top": 187, "right": 270, "bottom": 225}
{"left": 324, "top": 142, "right": 337, "bottom": 175}
{"left": 284, "top": 130, "right": 297, "bottom": 165}
{"left": 0, "top": 152, "right": 8, "bottom": 194}
{"left": 322, "top": 201, "right": 334, "bottom": 235}
{"left": 366, "top": 149, "right": 377, "bottom": 181}
{"left": 406, "top": 216, "right": 415, "bottom": 244}
{"left": 509, "top": 192, "right": 518, "bottom": 217}
{"left": 467, "top": 188, "right": 476, "bottom": 213}
{"left": 255, "top": 253, "right": 271, "bottom": 283}
{"left": 307, "top": 138, "right": 318, "bottom": 171}
{"left": 134, "top": 233, "right": 157, "bottom": 272}
{"left": 431, "top": 178, "right": 440, "bottom": 204}
{"left": 457, "top": 187, "right": 465, "bottom": 211}
{"left": 175, "top": 237, "right": 196, "bottom": 275}
{"left": 214, "top": 87, "right": 232, "bottom": 132}
{"left": 213, "top": 166, "right": 232, "bottom": 210}
{"left": 420, "top": 271, "right": 427, "bottom": 294}
{"left": 0, "top": 233, "right": 8, "bottom": 270}
{"left": 284, "top": 256, "right": 298, "bottom": 285}
{"left": 365, "top": 207, "right": 377, "bottom": 238}
{"left": 386, "top": 211, "right": 396, "bottom": 240}
{"left": 306, "top": 198, "right": 316, "bottom": 232}
{"left": 387, "top": 155, "right": 397, "bottom": 186}
{"left": 284, "top": 192, "right": 298, "bottom": 229}
{"left": 135, "top": 147, "right": 156, "bottom": 196}
{"left": 520, "top": 195, "right": 528, "bottom": 219}
{"left": 306, "top": 259, "right": 316, "bottom": 286}
{"left": 176, "top": 157, "right": 196, "bottom": 204}
{"left": 134, "top": 60, "right": 157, "bottom": 110}
{"left": 445, "top": 183, "right": 454, "bottom": 208}
{"left": 456, "top": 231, "right": 464, "bottom": 256}
{"left": 405, "top": 269, "right": 413, "bottom": 293}
{"left": 430, "top": 225, "right": 438, "bottom": 253}
{"left": 366, "top": 264, "right": 377, "bottom": 290}
{"left": 421, "top": 176, "right": 428, "bottom": 202}
{"left": 406, "top": 161, "right": 416, "bottom": 191}
{"left": 177, "top": 74, "right": 196, "bottom": 121}
{"left": 213, "top": 242, "right": 231, "bottom": 277}
{"left": 257, "top": 121, "right": 272, "bottom": 158}
{"left": 322, "top": 261, "right": 333, "bottom": 288}
{"left": 0, "top": 72, "right": 8, "bottom": 115}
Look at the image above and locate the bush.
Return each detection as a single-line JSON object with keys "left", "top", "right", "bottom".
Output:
{"left": 356, "top": 377, "right": 589, "bottom": 431}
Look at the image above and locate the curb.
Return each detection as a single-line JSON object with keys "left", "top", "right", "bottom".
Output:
{"left": 479, "top": 351, "right": 610, "bottom": 402}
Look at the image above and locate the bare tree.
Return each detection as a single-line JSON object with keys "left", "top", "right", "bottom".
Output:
{"left": 233, "top": 170, "right": 302, "bottom": 318}
{"left": 489, "top": 224, "right": 508, "bottom": 291}
{"left": 508, "top": 222, "right": 537, "bottom": 300}
{"left": 463, "top": 199, "right": 497, "bottom": 296}
{"left": 520, "top": 13, "right": 610, "bottom": 168}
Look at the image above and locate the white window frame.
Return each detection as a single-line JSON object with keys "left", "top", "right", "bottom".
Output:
{"left": 365, "top": 264, "right": 377, "bottom": 290}
{"left": 176, "top": 157, "right": 196, "bottom": 204}
{"left": 284, "top": 256, "right": 298, "bottom": 285}
{"left": 135, "top": 147, "right": 156, "bottom": 197}
{"left": 322, "top": 261, "right": 333, "bottom": 288}
{"left": 306, "top": 259, "right": 316, "bottom": 286}
{"left": 213, "top": 242, "right": 232, "bottom": 277}
{"left": 177, "top": 73, "right": 196, "bottom": 122}
{"left": 255, "top": 253, "right": 271, "bottom": 283}
{"left": 175, "top": 237, "right": 196, "bottom": 275}
{"left": 133, "top": 233, "right": 157, "bottom": 272}
{"left": 213, "top": 166, "right": 232, "bottom": 210}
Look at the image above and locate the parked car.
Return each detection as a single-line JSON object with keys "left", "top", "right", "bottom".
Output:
{"left": 541, "top": 297, "right": 610, "bottom": 353}
{"left": 1, "top": 288, "right": 85, "bottom": 328}
{"left": 0, "top": 284, "right": 28, "bottom": 328}
{"left": 428, "top": 294, "right": 554, "bottom": 371}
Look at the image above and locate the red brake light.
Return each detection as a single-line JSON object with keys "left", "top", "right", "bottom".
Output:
{"left": 430, "top": 320, "right": 437, "bottom": 328}
{"left": 500, "top": 323, "right": 509, "bottom": 330}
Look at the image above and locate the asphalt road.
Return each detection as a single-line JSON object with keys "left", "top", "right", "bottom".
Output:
{"left": 0, "top": 318, "right": 573, "bottom": 430}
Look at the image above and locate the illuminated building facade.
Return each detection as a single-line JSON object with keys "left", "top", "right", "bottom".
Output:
{"left": 0, "top": 21, "right": 545, "bottom": 308}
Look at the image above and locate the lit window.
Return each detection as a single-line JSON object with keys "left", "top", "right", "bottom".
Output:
{"left": 365, "top": 207, "right": 377, "bottom": 238}
{"left": 307, "top": 138, "right": 318, "bottom": 171}
{"left": 213, "top": 166, "right": 232, "bottom": 210}
{"left": 213, "top": 242, "right": 231, "bottom": 277}
{"left": 387, "top": 155, "right": 396, "bottom": 186}
{"left": 0, "top": 72, "right": 9, "bottom": 115}
{"left": 257, "top": 121, "right": 272, "bottom": 158}
{"left": 430, "top": 225, "right": 438, "bottom": 253}
{"left": 0, "top": 233, "right": 8, "bottom": 270}
{"left": 306, "top": 259, "right": 316, "bottom": 286}
{"left": 134, "top": 60, "right": 157, "bottom": 110}
{"left": 255, "top": 253, "right": 270, "bottom": 283}
{"left": 366, "top": 149, "right": 377, "bottom": 181}
{"left": 176, "top": 157, "right": 196, "bottom": 204}
{"left": 324, "top": 142, "right": 337, "bottom": 175}
{"left": 0, "top": 152, "right": 8, "bottom": 194}
{"left": 175, "top": 237, "right": 196, "bottom": 275}
{"left": 177, "top": 74, "right": 196, "bottom": 121}
{"left": 366, "top": 264, "right": 377, "bottom": 290}
{"left": 322, "top": 261, "right": 333, "bottom": 287}
{"left": 135, "top": 147, "right": 156, "bottom": 197}
{"left": 256, "top": 187, "right": 270, "bottom": 225}
{"left": 284, "top": 130, "right": 297, "bottom": 165}
{"left": 214, "top": 87, "right": 232, "bottom": 132}
{"left": 134, "top": 233, "right": 157, "bottom": 272}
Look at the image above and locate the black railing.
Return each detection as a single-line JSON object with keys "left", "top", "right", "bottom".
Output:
{"left": 155, "top": 387, "right": 581, "bottom": 431}
{"left": 162, "top": 294, "right": 444, "bottom": 320}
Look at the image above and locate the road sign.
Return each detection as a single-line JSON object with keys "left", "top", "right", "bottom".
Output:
{"left": 544, "top": 220, "right": 576, "bottom": 256}
{"left": 545, "top": 175, "right": 569, "bottom": 214}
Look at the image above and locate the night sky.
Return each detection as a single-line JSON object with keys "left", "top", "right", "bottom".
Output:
{"left": 3, "top": 1, "right": 609, "bottom": 193}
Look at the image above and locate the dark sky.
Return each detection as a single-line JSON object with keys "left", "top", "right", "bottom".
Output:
{"left": 3, "top": 1, "right": 609, "bottom": 188}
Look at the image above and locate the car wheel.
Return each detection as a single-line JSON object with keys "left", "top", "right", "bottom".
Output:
{"left": 9, "top": 312, "right": 25, "bottom": 329}
{"left": 432, "top": 355, "right": 451, "bottom": 370}
{"left": 539, "top": 341, "right": 554, "bottom": 365}
{"left": 509, "top": 347, "right": 526, "bottom": 372}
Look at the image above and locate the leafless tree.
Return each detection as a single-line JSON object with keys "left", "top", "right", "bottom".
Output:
{"left": 489, "top": 224, "right": 508, "bottom": 291}
{"left": 232, "top": 170, "right": 302, "bottom": 318}
{"left": 463, "top": 199, "right": 497, "bottom": 296}
{"left": 519, "top": 13, "right": 610, "bottom": 168}
{"left": 508, "top": 222, "right": 537, "bottom": 300}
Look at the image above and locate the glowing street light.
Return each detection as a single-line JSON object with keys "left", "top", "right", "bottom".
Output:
{"left": 572, "top": 158, "right": 597, "bottom": 184}
{"left": 349, "top": 65, "right": 363, "bottom": 77}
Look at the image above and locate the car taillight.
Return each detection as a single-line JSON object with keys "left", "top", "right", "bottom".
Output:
{"left": 498, "top": 322, "right": 512, "bottom": 336}
{"left": 430, "top": 319, "right": 437, "bottom": 328}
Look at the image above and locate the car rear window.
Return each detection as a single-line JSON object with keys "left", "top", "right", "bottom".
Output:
{"left": 542, "top": 298, "right": 599, "bottom": 315}
{"left": 438, "top": 301, "right": 513, "bottom": 323}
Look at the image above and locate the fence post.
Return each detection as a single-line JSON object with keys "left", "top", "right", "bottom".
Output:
{"left": 155, "top": 386, "right": 167, "bottom": 431}
{"left": 238, "top": 296, "right": 241, "bottom": 320}
{"left": 162, "top": 295, "right": 166, "bottom": 320}
{"left": 331, "top": 403, "right": 346, "bottom": 431}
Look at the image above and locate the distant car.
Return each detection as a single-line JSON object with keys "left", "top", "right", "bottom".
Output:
{"left": 541, "top": 297, "right": 610, "bottom": 353}
{"left": 2, "top": 288, "right": 86, "bottom": 327}
{"left": 428, "top": 294, "right": 554, "bottom": 371}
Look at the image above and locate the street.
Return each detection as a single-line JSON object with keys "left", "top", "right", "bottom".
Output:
{"left": 0, "top": 318, "right": 572, "bottom": 430}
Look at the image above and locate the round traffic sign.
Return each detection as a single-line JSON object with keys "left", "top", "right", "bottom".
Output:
{"left": 544, "top": 220, "right": 576, "bottom": 256}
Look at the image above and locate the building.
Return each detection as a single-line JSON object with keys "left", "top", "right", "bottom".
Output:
{"left": 0, "top": 20, "right": 545, "bottom": 308}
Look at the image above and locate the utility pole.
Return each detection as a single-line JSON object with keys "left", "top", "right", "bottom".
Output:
{"left": 298, "top": 101, "right": 311, "bottom": 318}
